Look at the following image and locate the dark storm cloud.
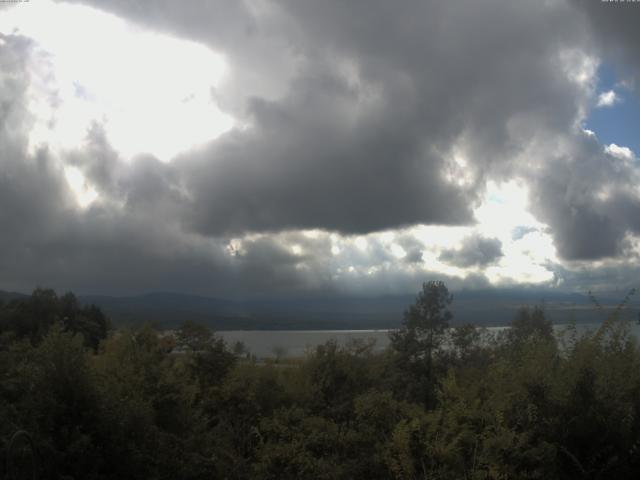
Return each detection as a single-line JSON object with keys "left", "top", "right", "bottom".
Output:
{"left": 0, "top": 34, "right": 332, "bottom": 297}
{"left": 66, "top": 125, "right": 189, "bottom": 219}
{"left": 66, "top": 124, "right": 120, "bottom": 193}
{"left": 4, "top": 0, "right": 640, "bottom": 298}
{"left": 528, "top": 134, "right": 640, "bottom": 260}
{"left": 0, "top": 36, "right": 201, "bottom": 293}
{"left": 395, "top": 234, "right": 425, "bottom": 264}
{"left": 573, "top": 0, "right": 640, "bottom": 86}
{"left": 57, "top": 0, "right": 588, "bottom": 238}
{"left": 0, "top": 35, "right": 72, "bottom": 250}
{"left": 182, "top": 69, "right": 473, "bottom": 235}
{"left": 439, "top": 236, "right": 503, "bottom": 268}
{"left": 404, "top": 249, "right": 424, "bottom": 264}
{"left": 229, "top": 235, "right": 334, "bottom": 294}
{"left": 175, "top": 0, "right": 593, "bottom": 237}
{"left": 549, "top": 257, "right": 640, "bottom": 294}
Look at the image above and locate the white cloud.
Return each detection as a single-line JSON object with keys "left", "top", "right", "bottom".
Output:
{"left": 559, "top": 48, "right": 598, "bottom": 89}
{"left": 473, "top": 180, "right": 543, "bottom": 242}
{"left": 605, "top": 143, "right": 635, "bottom": 160}
{"left": 0, "top": 1, "right": 234, "bottom": 162}
{"left": 596, "top": 89, "right": 620, "bottom": 107}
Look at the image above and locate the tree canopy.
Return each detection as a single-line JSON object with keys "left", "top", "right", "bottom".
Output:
{"left": 1, "top": 283, "right": 639, "bottom": 479}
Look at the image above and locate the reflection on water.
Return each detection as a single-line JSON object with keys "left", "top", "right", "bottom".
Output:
{"left": 218, "top": 322, "right": 640, "bottom": 359}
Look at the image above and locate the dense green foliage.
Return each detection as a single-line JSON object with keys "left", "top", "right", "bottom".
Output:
{"left": 0, "top": 288, "right": 110, "bottom": 349}
{"left": 1, "top": 284, "right": 640, "bottom": 479}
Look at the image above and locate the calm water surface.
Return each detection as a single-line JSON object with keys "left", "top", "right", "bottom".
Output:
{"left": 218, "top": 322, "right": 640, "bottom": 359}
{"left": 220, "top": 330, "right": 392, "bottom": 358}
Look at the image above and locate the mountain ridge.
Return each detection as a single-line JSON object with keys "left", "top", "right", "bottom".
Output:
{"left": 3, "top": 287, "right": 635, "bottom": 330}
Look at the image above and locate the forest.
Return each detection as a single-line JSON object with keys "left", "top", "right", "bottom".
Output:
{"left": 1, "top": 282, "right": 640, "bottom": 479}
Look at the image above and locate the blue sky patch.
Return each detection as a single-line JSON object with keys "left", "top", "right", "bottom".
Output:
{"left": 585, "top": 64, "right": 640, "bottom": 155}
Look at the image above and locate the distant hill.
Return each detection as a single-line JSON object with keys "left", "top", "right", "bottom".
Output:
{"left": 79, "top": 292, "right": 245, "bottom": 329}
{"left": 78, "top": 292, "right": 408, "bottom": 330}
{"left": 0, "top": 290, "right": 28, "bottom": 303}
{"left": 79, "top": 289, "right": 637, "bottom": 330}
{"left": 2, "top": 288, "right": 636, "bottom": 330}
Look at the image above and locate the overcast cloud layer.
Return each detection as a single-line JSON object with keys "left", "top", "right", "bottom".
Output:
{"left": 1, "top": 0, "right": 640, "bottom": 298}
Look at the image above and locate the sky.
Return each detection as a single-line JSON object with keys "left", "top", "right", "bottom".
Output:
{"left": 0, "top": 0, "right": 640, "bottom": 299}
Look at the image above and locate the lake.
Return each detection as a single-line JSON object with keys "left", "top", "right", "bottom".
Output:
{"left": 219, "top": 329, "right": 392, "bottom": 358}
{"left": 218, "top": 322, "right": 640, "bottom": 359}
